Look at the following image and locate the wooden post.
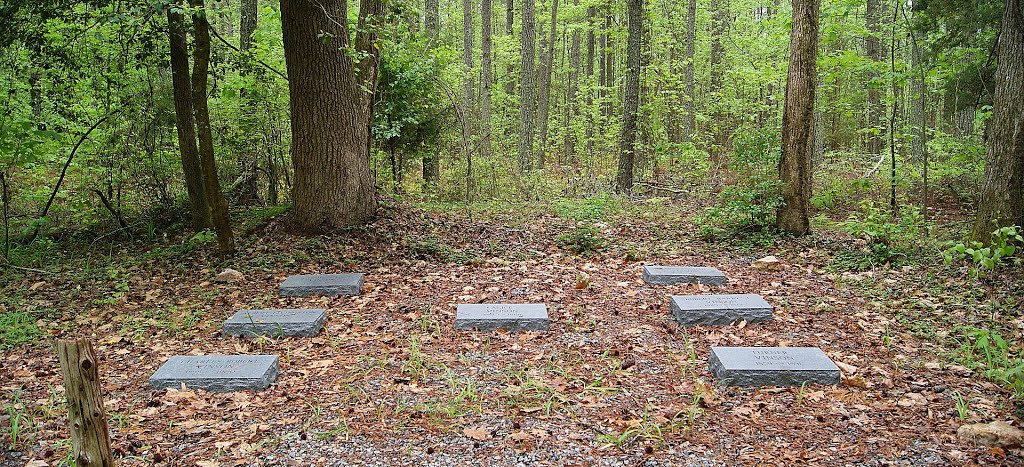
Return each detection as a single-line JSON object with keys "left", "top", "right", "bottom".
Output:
{"left": 56, "top": 339, "right": 114, "bottom": 467}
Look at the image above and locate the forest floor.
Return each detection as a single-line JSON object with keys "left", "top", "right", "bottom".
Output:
{"left": 1, "top": 196, "right": 1023, "bottom": 466}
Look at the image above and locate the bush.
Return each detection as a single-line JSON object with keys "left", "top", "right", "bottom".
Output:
{"left": 557, "top": 224, "right": 606, "bottom": 255}
{"left": 841, "top": 201, "right": 929, "bottom": 266}
{"left": 697, "top": 126, "right": 783, "bottom": 239}
{"left": 943, "top": 225, "right": 1023, "bottom": 275}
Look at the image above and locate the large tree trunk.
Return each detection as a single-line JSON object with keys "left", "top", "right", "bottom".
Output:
{"left": 481, "top": 0, "right": 493, "bottom": 158}
{"left": 616, "top": 0, "right": 642, "bottom": 193}
{"left": 683, "top": 0, "right": 696, "bottom": 139}
{"left": 777, "top": 0, "right": 820, "bottom": 235}
{"left": 167, "top": 4, "right": 211, "bottom": 229}
{"left": 423, "top": 0, "right": 441, "bottom": 184}
{"left": 236, "top": 0, "right": 260, "bottom": 204}
{"left": 517, "top": 0, "right": 536, "bottom": 172}
{"left": 865, "top": 0, "right": 883, "bottom": 156}
{"left": 191, "top": 0, "right": 235, "bottom": 254}
{"left": 536, "top": 0, "right": 559, "bottom": 168}
{"left": 280, "top": 0, "right": 382, "bottom": 231}
{"left": 973, "top": 0, "right": 1024, "bottom": 241}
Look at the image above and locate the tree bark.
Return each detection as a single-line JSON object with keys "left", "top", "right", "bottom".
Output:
{"left": 280, "top": 0, "right": 382, "bottom": 231}
{"left": 865, "top": 0, "right": 883, "bottom": 156}
{"left": 191, "top": 0, "right": 235, "bottom": 254}
{"left": 536, "top": 0, "right": 559, "bottom": 168}
{"left": 585, "top": 5, "right": 596, "bottom": 157}
{"left": 616, "top": 0, "right": 642, "bottom": 193}
{"left": 972, "top": 0, "right": 1024, "bottom": 241}
{"left": 505, "top": 0, "right": 516, "bottom": 96}
{"left": 601, "top": 2, "right": 614, "bottom": 116}
{"left": 463, "top": 0, "right": 476, "bottom": 127}
{"left": 235, "top": 0, "right": 260, "bottom": 204}
{"left": 481, "top": 0, "right": 493, "bottom": 158}
{"left": 709, "top": 0, "right": 730, "bottom": 158}
{"left": 683, "top": 0, "right": 697, "bottom": 139}
{"left": 565, "top": 0, "right": 582, "bottom": 163}
{"left": 57, "top": 339, "right": 114, "bottom": 467}
{"left": 777, "top": 0, "right": 820, "bottom": 235}
{"left": 423, "top": 0, "right": 441, "bottom": 184}
{"left": 517, "top": 0, "right": 537, "bottom": 172}
{"left": 167, "top": 3, "right": 211, "bottom": 229}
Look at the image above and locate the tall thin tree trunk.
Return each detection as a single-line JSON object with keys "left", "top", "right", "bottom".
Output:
{"left": 616, "top": 0, "right": 642, "bottom": 193}
{"left": 463, "top": 0, "right": 476, "bottom": 128}
{"left": 972, "top": 0, "right": 1024, "bottom": 241}
{"left": 236, "top": 0, "right": 260, "bottom": 204}
{"left": 280, "top": 0, "right": 383, "bottom": 230}
{"left": 865, "top": 0, "right": 883, "bottom": 156}
{"left": 602, "top": 2, "right": 614, "bottom": 117}
{"left": 536, "top": 0, "right": 559, "bottom": 168}
{"left": 709, "top": 0, "right": 729, "bottom": 158}
{"left": 191, "top": 0, "right": 234, "bottom": 254}
{"left": 481, "top": 0, "right": 493, "bottom": 158}
{"left": 505, "top": 0, "right": 516, "bottom": 96}
{"left": 585, "top": 6, "right": 596, "bottom": 157}
{"left": 423, "top": 0, "right": 441, "bottom": 184}
{"left": 517, "top": 0, "right": 537, "bottom": 172}
{"left": 167, "top": 3, "right": 210, "bottom": 229}
{"left": 566, "top": 0, "right": 582, "bottom": 164}
{"left": 683, "top": 0, "right": 696, "bottom": 139}
{"left": 778, "top": 0, "right": 820, "bottom": 235}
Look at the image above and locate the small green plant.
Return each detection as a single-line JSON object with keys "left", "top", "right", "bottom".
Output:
{"left": 842, "top": 201, "right": 928, "bottom": 266}
{"left": 954, "top": 326, "right": 1024, "bottom": 397}
{"left": 0, "top": 311, "right": 43, "bottom": 350}
{"left": 557, "top": 224, "right": 606, "bottom": 255}
{"left": 4, "top": 391, "right": 33, "bottom": 449}
{"left": 951, "top": 390, "right": 970, "bottom": 421}
{"left": 942, "top": 225, "right": 1022, "bottom": 276}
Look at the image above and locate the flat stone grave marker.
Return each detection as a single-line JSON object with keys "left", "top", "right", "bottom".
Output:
{"left": 149, "top": 355, "right": 279, "bottom": 392}
{"left": 223, "top": 309, "right": 327, "bottom": 337}
{"left": 454, "top": 304, "right": 549, "bottom": 332}
{"left": 709, "top": 347, "right": 841, "bottom": 387}
{"left": 279, "top": 273, "right": 363, "bottom": 297}
{"left": 642, "top": 266, "right": 726, "bottom": 286}
{"left": 669, "top": 294, "right": 773, "bottom": 326}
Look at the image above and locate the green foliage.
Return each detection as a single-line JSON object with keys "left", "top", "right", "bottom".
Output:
{"left": 0, "top": 311, "right": 43, "bottom": 350}
{"left": 954, "top": 326, "right": 1024, "bottom": 398}
{"left": 841, "top": 201, "right": 929, "bottom": 267}
{"left": 697, "top": 126, "right": 783, "bottom": 240}
{"left": 557, "top": 224, "right": 606, "bottom": 255}
{"left": 408, "top": 236, "right": 481, "bottom": 265}
{"left": 554, "top": 193, "right": 620, "bottom": 221}
{"left": 943, "top": 225, "right": 1023, "bottom": 275}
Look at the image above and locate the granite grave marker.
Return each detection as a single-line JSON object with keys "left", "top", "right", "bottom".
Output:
{"left": 149, "top": 355, "right": 279, "bottom": 392}
{"left": 709, "top": 347, "right": 841, "bottom": 386}
{"left": 669, "top": 293, "right": 773, "bottom": 326}
{"left": 642, "top": 266, "right": 726, "bottom": 286}
{"left": 454, "top": 304, "right": 549, "bottom": 331}
{"left": 279, "top": 273, "right": 363, "bottom": 297}
{"left": 223, "top": 309, "right": 327, "bottom": 337}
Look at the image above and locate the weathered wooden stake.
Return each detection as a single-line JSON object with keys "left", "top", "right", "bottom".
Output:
{"left": 56, "top": 338, "right": 114, "bottom": 466}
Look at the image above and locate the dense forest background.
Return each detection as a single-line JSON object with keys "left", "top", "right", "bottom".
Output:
{"left": 0, "top": 0, "right": 1011, "bottom": 257}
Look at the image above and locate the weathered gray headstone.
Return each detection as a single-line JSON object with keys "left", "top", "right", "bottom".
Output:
{"left": 709, "top": 347, "right": 841, "bottom": 386}
{"left": 642, "top": 266, "right": 726, "bottom": 286}
{"left": 669, "top": 294, "right": 773, "bottom": 326}
{"left": 279, "top": 273, "right": 363, "bottom": 297}
{"left": 223, "top": 309, "right": 327, "bottom": 337}
{"left": 454, "top": 304, "right": 549, "bottom": 331}
{"left": 149, "top": 355, "right": 279, "bottom": 392}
